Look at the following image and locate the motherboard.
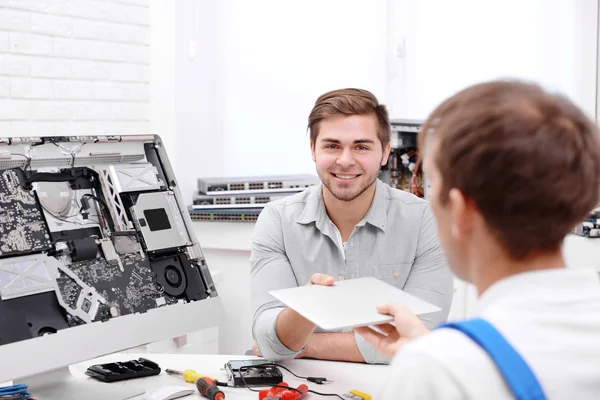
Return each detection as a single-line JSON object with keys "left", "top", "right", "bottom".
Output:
{"left": 0, "top": 136, "right": 214, "bottom": 346}
{"left": 0, "top": 169, "right": 52, "bottom": 256}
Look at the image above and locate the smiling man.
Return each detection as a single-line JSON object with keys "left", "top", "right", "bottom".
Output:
{"left": 249, "top": 89, "right": 453, "bottom": 364}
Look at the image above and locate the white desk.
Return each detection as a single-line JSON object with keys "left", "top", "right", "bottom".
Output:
{"left": 71, "top": 353, "right": 388, "bottom": 399}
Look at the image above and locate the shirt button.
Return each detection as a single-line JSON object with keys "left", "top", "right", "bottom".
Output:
{"left": 339, "top": 276, "right": 345, "bottom": 281}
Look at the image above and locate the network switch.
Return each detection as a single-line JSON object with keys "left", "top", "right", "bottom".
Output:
{"left": 192, "top": 193, "right": 289, "bottom": 208}
{"left": 188, "top": 208, "right": 262, "bottom": 222}
{"left": 197, "top": 175, "right": 319, "bottom": 195}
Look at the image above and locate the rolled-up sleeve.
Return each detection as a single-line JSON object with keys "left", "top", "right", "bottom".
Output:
{"left": 250, "top": 204, "right": 303, "bottom": 361}
{"left": 404, "top": 205, "right": 453, "bottom": 329}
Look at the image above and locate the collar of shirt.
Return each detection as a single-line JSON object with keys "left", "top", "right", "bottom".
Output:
{"left": 296, "top": 179, "right": 388, "bottom": 232}
{"left": 476, "top": 267, "right": 600, "bottom": 314}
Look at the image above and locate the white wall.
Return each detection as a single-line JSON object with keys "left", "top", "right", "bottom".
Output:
{"left": 153, "top": 0, "right": 598, "bottom": 200}
{"left": 150, "top": 0, "right": 226, "bottom": 204}
{"left": 387, "top": 0, "right": 598, "bottom": 120}
{"left": 0, "top": 0, "right": 150, "bottom": 136}
{"left": 217, "top": 0, "right": 389, "bottom": 178}
{"left": 150, "top": 0, "right": 390, "bottom": 204}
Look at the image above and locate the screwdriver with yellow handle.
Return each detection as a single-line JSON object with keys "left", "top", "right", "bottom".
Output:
{"left": 166, "top": 368, "right": 225, "bottom": 400}
{"left": 166, "top": 368, "right": 218, "bottom": 383}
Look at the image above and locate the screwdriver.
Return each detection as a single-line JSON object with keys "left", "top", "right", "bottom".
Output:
{"left": 165, "top": 368, "right": 218, "bottom": 384}
{"left": 196, "top": 377, "right": 225, "bottom": 400}
{"left": 165, "top": 369, "right": 224, "bottom": 400}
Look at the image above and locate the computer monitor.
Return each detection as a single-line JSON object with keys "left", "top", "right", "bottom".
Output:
{"left": 0, "top": 135, "right": 223, "bottom": 399}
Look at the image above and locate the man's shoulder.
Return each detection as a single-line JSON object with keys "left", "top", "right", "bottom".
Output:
{"left": 400, "top": 328, "right": 483, "bottom": 362}
{"left": 268, "top": 186, "right": 314, "bottom": 208}
{"left": 395, "top": 327, "right": 506, "bottom": 388}
{"left": 264, "top": 186, "right": 317, "bottom": 219}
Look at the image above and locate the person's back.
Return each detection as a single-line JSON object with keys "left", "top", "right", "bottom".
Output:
{"left": 384, "top": 268, "right": 600, "bottom": 399}
{"left": 354, "top": 80, "right": 600, "bottom": 399}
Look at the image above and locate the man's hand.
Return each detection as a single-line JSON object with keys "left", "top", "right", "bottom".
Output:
{"left": 272, "top": 273, "right": 336, "bottom": 354}
{"left": 307, "top": 273, "right": 334, "bottom": 286}
{"left": 354, "top": 304, "right": 429, "bottom": 359}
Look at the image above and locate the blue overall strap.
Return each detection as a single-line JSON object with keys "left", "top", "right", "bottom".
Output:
{"left": 438, "top": 318, "right": 547, "bottom": 400}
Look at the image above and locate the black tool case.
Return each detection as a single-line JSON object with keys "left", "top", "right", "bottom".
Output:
{"left": 85, "top": 358, "right": 161, "bottom": 382}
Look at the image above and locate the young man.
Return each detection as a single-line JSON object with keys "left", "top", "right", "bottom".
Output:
{"left": 356, "top": 80, "right": 600, "bottom": 397}
{"left": 250, "top": 89, "right": 453, "bottom": 364}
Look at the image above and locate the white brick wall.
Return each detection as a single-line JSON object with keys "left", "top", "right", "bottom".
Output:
{"left": 0, "top": 0, "right": 149, "bottom": 135}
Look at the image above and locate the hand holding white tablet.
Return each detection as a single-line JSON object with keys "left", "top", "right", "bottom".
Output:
{"left": 269, "top": 277, "right": 441, "bottom": 331}
{"left": 354, "top": 303, "right": 430, "bottom": 358}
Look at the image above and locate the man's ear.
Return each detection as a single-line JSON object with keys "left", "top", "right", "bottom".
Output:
{"left": 381, "top": 143, "right": 391, "bottom": 166}
{"left": 310, "top": 140, "right": 316, "bottom": 162}
{"left": 448, "top": 188, "right": 472, "bottom": 239}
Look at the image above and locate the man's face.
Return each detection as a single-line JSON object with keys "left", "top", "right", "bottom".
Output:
{"left": 311, "top": 114, "right": 390, "bottom": 202}
{"left": 424, "top": 140, "right": 469, "bottom": 280}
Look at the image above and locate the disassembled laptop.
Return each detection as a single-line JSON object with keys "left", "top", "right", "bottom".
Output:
{"left": 0, "top": 135, "right": 216, "bottom": 346}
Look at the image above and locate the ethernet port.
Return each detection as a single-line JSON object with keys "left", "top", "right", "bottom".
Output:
{"left": 208, "top": 184, "right": 227, "bottom": 192}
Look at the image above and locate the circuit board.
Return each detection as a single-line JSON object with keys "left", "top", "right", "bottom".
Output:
{"left": 0, "top": 169, "right": 52, "bottom": 257}
{"left": 56, "top": 253, "right": 179, "bottom": 323}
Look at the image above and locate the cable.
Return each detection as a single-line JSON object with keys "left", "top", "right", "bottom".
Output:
{"left": 52, "top": 141, "right": 86, "bottom": 167}
{"left": 41, "top": 204, "right": 99, "bottom": 227}
{"left": 9, "top": 153, "right": 30, "bottom": 170}
{"left": 235, "top": 365, "right": 344, "bottom": 399}
{"left": 79, "top": 194, "right": 110, "bottom": 213}
{"left": 271, "top": 363, "right": 332, "bottom": 384}
{"left": 79, "top": 194, "right": 112, "bottom": 231}
{"left": 37, "top": 182, "right": 72, "bottom": 216}
{"left": 0, "top": 383, "right": 32, "bottom": 399}
{"left": 307, "top": 390, "right": 345, "bottom": 398}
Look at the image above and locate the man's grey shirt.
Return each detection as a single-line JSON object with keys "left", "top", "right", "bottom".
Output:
{"left": 250, "top": 179, "right": 453, "bottom": 364}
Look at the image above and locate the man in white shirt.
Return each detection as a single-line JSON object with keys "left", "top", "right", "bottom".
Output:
{"left": 355, "top": 80, "right": 600, "bottom": 399}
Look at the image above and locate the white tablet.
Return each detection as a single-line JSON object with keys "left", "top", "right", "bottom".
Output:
{"left": 269, "top": 277, "right": 442, "bottom": 330}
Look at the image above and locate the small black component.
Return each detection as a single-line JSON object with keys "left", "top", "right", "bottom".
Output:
{"left": 225, "top": 360, "right": 283, "bottom": 387}
{"left": 164, "top": 265, "right": 182, "bottom": 286}
{"left": 69, "top": 238, "right": 98, "bottom": 262}
{"left": 50, "top": 226, "right": 101, "bottom": 243}
{"left": 40, "top": 136, "right": 69, "bottom": 143}
{"left": 0, "top": 291, "right": 69, "bottom": 345}
{"left": 179, "top": 254, "right": 208, "bottom": 301}
{"left": 85, "top": 358, "right": 161, "bottom": 383}
{"left": 149, "top": 255, "right": 187, "bottom": 297}
{"left": 144, "top": 208, "right": 171, "bottom": 231}
{"left": 149, "top": 253, "right": 208, "bottom": 300}
{"left": 80, "top": 196, "right": 91, "bottom": 219}
{"left": 81, "top": 298, "right": 92, "bottom": 313}
{"left": 22, "top": 167, "right": 98, "bottom": 191}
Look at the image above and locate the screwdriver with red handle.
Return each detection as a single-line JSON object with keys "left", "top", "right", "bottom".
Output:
{"left": 166, "top": 368, "right": 224, "bottom": 400}
{"left": 196, "top": 377, "right": 225, "bottom": 400}
{"left": 259, "top": 382, "right": 308, "bottom": 400}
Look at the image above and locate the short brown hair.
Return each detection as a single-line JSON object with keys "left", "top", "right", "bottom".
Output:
{"left": 420, "top": 80, "right": 600, "bottom": 260}
{"left": 308, "top": 88, "right": 391, "bottom": 149}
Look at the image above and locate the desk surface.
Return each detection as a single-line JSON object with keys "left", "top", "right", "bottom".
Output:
{"left": 73, "top": 353, "right": 388, "bottom": 399}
